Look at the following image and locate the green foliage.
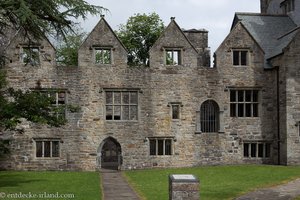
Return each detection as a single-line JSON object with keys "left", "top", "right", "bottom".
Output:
{"left": 0, "top": 0, "right": 106, "bottom": 40}
{"left": 117, "top": 13, "right": 164, "bottom": 66}
{"left": 124, "top": 165, "right": 300, "bottom": 200}
{"left": 0, "top": 171, "right": 102, "bottom": 200}
{"left": 56, "top": 28, "right": 86, "bottom": 66}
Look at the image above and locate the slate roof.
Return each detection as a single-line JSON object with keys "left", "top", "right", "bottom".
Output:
{"left": 232, "top": 13, "right": 298, "bottom": 68}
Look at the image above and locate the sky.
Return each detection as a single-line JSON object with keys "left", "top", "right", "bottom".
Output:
{"left": 79, "top": 0, "right": 260, "bottom": 54}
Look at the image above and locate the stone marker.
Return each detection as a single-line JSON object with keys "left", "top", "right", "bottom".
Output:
{"left": 169, "top": 174, "right": 200, "bottom": 200}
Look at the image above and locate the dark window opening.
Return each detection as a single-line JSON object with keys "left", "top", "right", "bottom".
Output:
{"left": 149, "top": 138, "right": 172, "bottom": 156}
{"left": 172, "top": 105, "right": 180, "bottom": 119}
{"left": 230, "top": 90, "right": 259, "bottom": 117}
{"left": 35, "top": 140, "right": 60, "bottom": 158}
{"left": 200, "top": 100, "right": 219, "bottom": 132}
{"left": 243, "top": 142, "right": 271, "bottom": 158}
{"left": 233, "top": 50, "right": 248, "bottom": 66}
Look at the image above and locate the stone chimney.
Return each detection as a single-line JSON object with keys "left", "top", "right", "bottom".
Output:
{"left": 261, "top": 0, "right": 270, "bottom": 14}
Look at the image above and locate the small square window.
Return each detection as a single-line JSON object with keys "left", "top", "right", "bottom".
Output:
{"left": 95, "top": 48, "right": 111, "bottom": 64}
{"left": 169, "top": 103, "right": 182, "bottom": 120}
{"left": 233, "top": 50, "right": 248, "bottom": 66}
{"left": 21, "top": 47, "right": 40, "bottom": 65}
{"left": 166, "top": 49, "right": 181, "bottom": 65}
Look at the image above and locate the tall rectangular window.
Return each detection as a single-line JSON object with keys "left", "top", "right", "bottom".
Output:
{"left": 243, "top": 142, "right": 271, "bottom": 158}
{"left": 21, "top": 47, "right": 40, "bottom": 65}
{"left": 233, "top": 50, "right": 248, "bottom": 66}
{"left": 149, "top": 138, "right": 172, "bottom": 156}
{"left": 166, "top": 49, "right": 181, "bottom": 65}
{"left": 35, "top": 139, "right": 60, "bottom": 158}
{"left": 95, "top": 48, "right": 111, "bottom": 64}
{"left": 105, "top": 91, "right": 138, "bottom": 121}
{"left": 230, "top": 90, "right": 259, "bottom": 117}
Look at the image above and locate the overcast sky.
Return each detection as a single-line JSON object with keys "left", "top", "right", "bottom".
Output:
{"left": 80, "top": 0, "right": 260, "bottom": 54}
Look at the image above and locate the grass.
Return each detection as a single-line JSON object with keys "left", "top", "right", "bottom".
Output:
{"left": 0, "top": 171, "right": 101, "bottom": 200}
{"left": 124, "top": 165, "right": 300, "bottom": 200}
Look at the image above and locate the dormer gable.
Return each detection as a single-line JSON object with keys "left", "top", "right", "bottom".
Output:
{"left": 78, "top": 16, "right": 128, "bottom": 66}
{"left": 149, "top": 18, "right": 199, "bottom": 68}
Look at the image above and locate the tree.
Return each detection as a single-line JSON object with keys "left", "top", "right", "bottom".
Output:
{"left": 56, "top": 27, "right": 86, "bottom": 66}
{"left": 117, "top": 13, "right": 164, "bottom": 66}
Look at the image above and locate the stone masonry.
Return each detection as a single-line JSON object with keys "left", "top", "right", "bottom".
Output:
{"left": 0, "top": 0, "right": 300, "bottom": 170}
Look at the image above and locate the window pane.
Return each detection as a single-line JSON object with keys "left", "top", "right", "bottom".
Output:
{"left": 245, "top": 104, "right": 252, "bottom": 117}
{"left": 22, "top": 47, "right": 39, "bottom": 64}
{"left": 106, "top": 92, "right": 113, "bottom": 104}
{"left": 238, "top": 91, "right": 244, "bottom": 102}
{"left": 230, "top": 90, "right": 236, "bottom": 102}
{"left": 238, "top": 104, "right": 244, "bottom": 117}
{"left": 130, "top": 92, "right": 138, "bottom": 104}
{"left": 122, "top": 106, "right": 129, "bottom": 120}
{"left": 114, "top": 106, "right": 121, "bottom": 120}
{"left": 58, "top": 92, "right": 65, "bottom": 104}
{"left": 251, "top": 143, "right": 256, "bottom": 157}
{"left": 245, "top": 90, "right": 252, "bottom": 102}
{"left": 166, "top": 51, "right": 173, "bottom": 65}
{"left": 122, "top": 92, "right": 130, "bottom": 104}
{"left": 233, "top": 51, "right": 239, "bottom": 65}
{"left": 172, "top": 105, "right": 179, "bottom": 119}
{"left": 253, "top": 90, "right": 258, "bottom": 102}
{"left": 52, "top": 141, "right": 60, "bottom": 157}
{"left": 157, "top": 140, "right": 164, "bottom": 155}
{"left": 150, "top": 140, "right": 156, "bottom": 155}
{"left": 36, "top": 141, "right": 43, "bottom": 157}
{"left": 95, "top": 50, "right": 101, "bottom": 63}
{"left": 130, "top": 106, "right": 138, "bottom": 120}
{"left": 44, "top": 141, "right": 51, "bottom": 157}
{"left": 241, "top": 51, "right": 247, "bottom": 65}
{"left": 102, "top": 50, "right": 111, "bottom": 64}
{"left": 258, "top": 143, "right": 264, "bottom": 157}
{"left": 173, "top": 51, "right": 179, "bottom": 65}
{"left": 253, "top": 104, "right": 258, "bottom": 117}
{"left": 114, "top": 92, "right": 121, "bottom": 104}
{"left": 265, "top": 143, "right": 271, "bottom": 157}
{"left": 106, "top": 106, "right": 113, "bottom": 120}
{"left": 165, "top": 140, "right": 172, "bottom": 155}
{"left": 230, "top": 104, "right": 236, "bottom": 117}
{"left": 244, "top": 143, "right": 249, "bottom": 157}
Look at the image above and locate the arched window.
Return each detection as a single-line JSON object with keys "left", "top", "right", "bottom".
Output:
{"left": 200, "top": 100, "right": 219, "bottom": 132}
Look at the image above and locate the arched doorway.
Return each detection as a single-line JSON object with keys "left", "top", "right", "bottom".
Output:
{"left": 98, "top": 137, "right": 122, "bottom": 170}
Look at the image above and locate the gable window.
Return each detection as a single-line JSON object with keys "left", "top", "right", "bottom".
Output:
{"left": 105, "top": 90, "right": 138, "bottom": 121}
{"left": 233, "top": 50, "right": 248, "bottom": 66}
{"left": 35, "top": 139, "right": 60, "bottom": 158}
{"left": 200, "top": 100, "right": 219, "bottom": 132}
{"left": 149, "top": 138, "right": 172, "bottom": 156}
{"left": 230, "top": 90, "right": 259, "bottom": 117}
{"left": 21, "top": 47, "right": 40, "bottom": 65}
{"left": 243, "top": 142, "right": 271, "bottom": 158}
{"left": 95, "top": 48, "right": 111, "bottom": 64}
{"left": 166, "top": 49, "right": 181, "bottom": 65}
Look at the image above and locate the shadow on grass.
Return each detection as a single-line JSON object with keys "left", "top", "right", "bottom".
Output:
{"left": 0, "top": 173, "right": 44, "bottom": 188}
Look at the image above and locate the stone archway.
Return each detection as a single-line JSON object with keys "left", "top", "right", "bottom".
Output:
{"left": 98, "top": 137, "right": 122, "bottom": 170}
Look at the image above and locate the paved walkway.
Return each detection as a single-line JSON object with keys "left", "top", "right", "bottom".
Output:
{"left": 236, "top": 178, "right": 300, "bottom": 200}
{"left": 101, "top": 169, "right": 141, "bottom": 200}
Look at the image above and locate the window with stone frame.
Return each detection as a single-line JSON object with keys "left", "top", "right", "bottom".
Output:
{"left": 21, "top": 47, "right": 40, "bottom": 65}
{"left": 35, "top": 139, "right": 60, "bottom": 158}
{"left": 200, "top": 100, "right": 220, "bottom": 132}
{"left": 105, "top": 90, "right": 138, "bottom": 121}
{"left": 149, "top": 138, "right": 172, "bottom": 156}
{"left": 168, "top": 102, "right": 182, "bottom": 120}
{"left": 165, "top": 49, "right": 182, "bottom": 65}
{"left": 230, "top": 90, "right": 259, "bottom": 117}
{"left": 243, "top": 142, "right": 271, "bottom": 158}
{"left": 94, "top": 48, "right": 112, "bottom": 64}
{"left": 38, "top": 90, "right": 67, "bottom": 119}
{"left": 232, "top": 50, "right": 249, "bottom": 66}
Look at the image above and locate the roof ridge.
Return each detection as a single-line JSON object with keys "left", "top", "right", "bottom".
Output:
{"left": 235, "top": 12, "right": 289, "bottom": 17}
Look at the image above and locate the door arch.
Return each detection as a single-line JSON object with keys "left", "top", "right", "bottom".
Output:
{"left": 98, "top": 137, "right": 122, "bottom": 170}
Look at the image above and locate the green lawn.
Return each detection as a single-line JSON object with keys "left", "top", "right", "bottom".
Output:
{"left": 0, "top": 171, "right": 101, "bottom": 200}
{"left": 124, "top": 165, "right": 300, "bottom": 200}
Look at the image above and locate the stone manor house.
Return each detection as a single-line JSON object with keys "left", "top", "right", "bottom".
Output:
{"left": 1, "top": 0, "right": 300, "bottom": 170}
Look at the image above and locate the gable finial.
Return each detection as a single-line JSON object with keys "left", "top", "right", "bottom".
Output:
{"left": 170, "top": 17, "right": 175, "bottom": 21}
{"left": 101, "top": 14, "right": 105, "bottom": 18}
